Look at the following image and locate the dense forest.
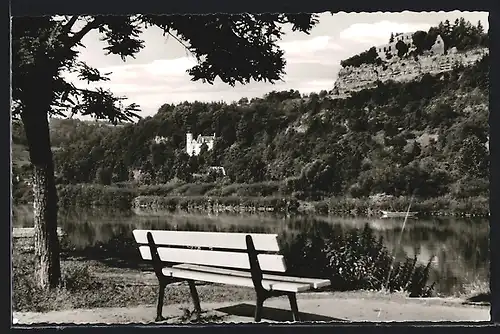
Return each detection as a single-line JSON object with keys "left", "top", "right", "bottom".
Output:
{"left": 13, "top": 52, "right": 488, "bottom": 204}
{"left": 340, "top": 18, "right": 488, "bottom": 68}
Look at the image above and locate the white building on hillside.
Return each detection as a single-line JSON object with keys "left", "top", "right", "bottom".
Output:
{"left": 186, "top": 132, "right": 216, "bottom": 156}
{"left": 208, "top": 166, "right": 226, "bottom": 176}
{"left": 153, "top": 135, "right": 168, "bottom": 144}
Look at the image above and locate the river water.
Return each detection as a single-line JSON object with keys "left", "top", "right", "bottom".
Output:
{"left": 12, "top": 206, "right": 489, "bottom": 297}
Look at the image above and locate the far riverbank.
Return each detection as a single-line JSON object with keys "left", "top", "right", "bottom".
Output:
{"left": 14, "top": 182, "right": 490, "bottom": 218}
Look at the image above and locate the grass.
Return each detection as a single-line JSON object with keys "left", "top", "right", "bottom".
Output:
{"left": 11, "top": 144, "right": 31, "bottom": 168}
{"left": 460, "top": 279, "right": 491, "bottom": 306}
{"left": 12, "top": 237, "right": 256, "bottom": 313}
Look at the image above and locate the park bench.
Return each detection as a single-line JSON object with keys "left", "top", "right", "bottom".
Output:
{"left": 133, "top": 229, "right": 331, "bottom": 322}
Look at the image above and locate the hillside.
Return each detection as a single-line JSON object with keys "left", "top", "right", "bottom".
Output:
{"left": 11, "top": 118, "right": 119, "bottom": 202}
{"left": 43, "top": 53, "right": 489, "bottom": 202}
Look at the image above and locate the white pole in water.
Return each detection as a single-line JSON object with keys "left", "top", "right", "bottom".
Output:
{"left": 384, "top": 195, "right": 414, "bottom": 291}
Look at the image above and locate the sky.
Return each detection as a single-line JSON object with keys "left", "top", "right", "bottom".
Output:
{"left": 66, "top": 11, "right": 489, "bottom": 118}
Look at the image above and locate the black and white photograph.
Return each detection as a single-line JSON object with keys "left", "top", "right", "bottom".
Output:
{"left": 11, "top": 9, "right": 491, "bottom": 325}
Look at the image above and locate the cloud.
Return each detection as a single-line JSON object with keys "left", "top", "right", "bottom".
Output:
{"left": 339, "top": 21, "right": 432, "bottom": 44}
{"left": 279, "top": 36, "right": 343, "bottom": 55}
{"left": 279, "top": 36, "right": 344, "bottom": 65}
{"left": 65, "top": 45, "right": 340, "bottom": 117}
{"left": 91, "top": 57, "right": 197, "bottom": 83}
{"left": 293, "top": 79, "right": 336, "bottom": 93}
{"left": 66, "top": 56, "right": 196, "bottom": 92}
{"left": 144, "top": 58, "right": 198, "bottom": 76}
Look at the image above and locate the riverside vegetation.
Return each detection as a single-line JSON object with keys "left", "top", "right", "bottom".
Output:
{"left": 49, "top": 182, "right": 488, "bottom": 217}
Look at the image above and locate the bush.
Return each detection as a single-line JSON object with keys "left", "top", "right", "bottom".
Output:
{"left": 57, "top": 184, "right": 136, "bottom": 209}
{"left": 281, "top": 222, "right": 435, "bottom": 296}
{"left": 137, "top": 183, "right": 180, "bottom": 196}
{"left": 172, "top": 183, "right": 217, "bottom": 196}
{"left": 451, "top": 177, "right": 489, "bottom": 198}
{"left": 234, "top": 182, "right": 281, "bottom": 197}
{"left": 341, "top": 47, "right": 382, "bottom": 68}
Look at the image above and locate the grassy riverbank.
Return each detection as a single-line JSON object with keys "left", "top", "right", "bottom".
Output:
{"left": 44, "top": 182, "right": 490, "bottom": 217}
{"left": 132, "top": 194, "right": 489, "bottom": 217}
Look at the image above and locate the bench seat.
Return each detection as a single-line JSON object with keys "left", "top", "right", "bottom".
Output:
{"left": 163, "top": 266, "right": 312, "bottom": 292}
{"left": 170, "top": 264, "right": 331, "bottom": 290}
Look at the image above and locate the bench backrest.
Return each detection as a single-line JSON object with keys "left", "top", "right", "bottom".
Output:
{"left": 133, "top": 230, "right": 287, "bottom": 273}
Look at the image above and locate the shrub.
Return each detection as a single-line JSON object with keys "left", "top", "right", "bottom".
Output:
{"left": 57, "top": 184, "right": 136, "bottom": 209}
{"left": 172, "top": 183, "right": 217, "bottom": 196}
{"left": 234, "top": 182, "right": 281, "bottom": 197}
{"left": 341, "top": 47, "right": 382, "bottom": 68}
{"left": 281, "top": 222, "right": 435, "bottom": 296}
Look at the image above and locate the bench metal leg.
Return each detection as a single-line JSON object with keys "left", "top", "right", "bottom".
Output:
{"left": 287, "top": 293, "right": 300, "bottom": 322}
{"left": 187, "top": 280, "right": 202, "bottom": 315}
{"left": 156, "top": 280, "right": 167, "bottom": 322}
{"left": 254, "top": 297, "right": 264, "bottom": 322}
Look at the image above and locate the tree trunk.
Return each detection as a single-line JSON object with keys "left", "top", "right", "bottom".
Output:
{"left": 21, "top": 107, "right": 61, "bottom": 290}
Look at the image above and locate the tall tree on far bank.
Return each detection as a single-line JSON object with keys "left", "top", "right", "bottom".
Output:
{"left": 11, "top": 13, "right": 319, "bottom": 289}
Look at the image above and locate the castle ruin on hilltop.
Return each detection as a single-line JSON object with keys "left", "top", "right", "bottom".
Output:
{"left": 331, "top": 32, "right": 488, "bottom": 99}
{"left": 375, "top": 32, "right": 445, "bottom": 60}
{"left": 186, "top": 132, "right": 216, "bottom": 156}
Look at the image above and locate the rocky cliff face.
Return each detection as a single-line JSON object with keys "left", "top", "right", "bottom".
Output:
{"left": 330, "top": 47, "right": 488, "bottom": 99}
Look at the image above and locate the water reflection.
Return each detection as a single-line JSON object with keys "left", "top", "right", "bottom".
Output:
{"left": 12, "top": 206, "right": 489, "bottom": 296}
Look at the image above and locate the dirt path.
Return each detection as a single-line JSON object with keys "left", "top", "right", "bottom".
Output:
{"left": 13, "top": 292, "right": 490, "bottom": 325}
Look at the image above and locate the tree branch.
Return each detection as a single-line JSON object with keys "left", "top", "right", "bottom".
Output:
{"left": 67, "top": 18, "right": 102, "bottom": 49}
{"left": 166, "top": 30, "right": 194, "bottom": 57}
{"left": 61, "top": 15, "right": 79, "bottom": 35}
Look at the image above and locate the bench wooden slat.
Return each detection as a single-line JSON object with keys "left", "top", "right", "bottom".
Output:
{"left": 139, "top": 246, "right": 287, "bottom": 272}
{"left": 133, "top": 230, "right": 280, "bottom": 252}
{"left": 173, "top": 264, "right": 331, "bottom": 289}
{"left": 162, "top": 267, "right": 312, "bottom": 293}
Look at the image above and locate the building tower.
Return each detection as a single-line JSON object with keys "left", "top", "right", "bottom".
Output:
{"left": 186, "top": 132, "right": 194, "bottom": 156}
